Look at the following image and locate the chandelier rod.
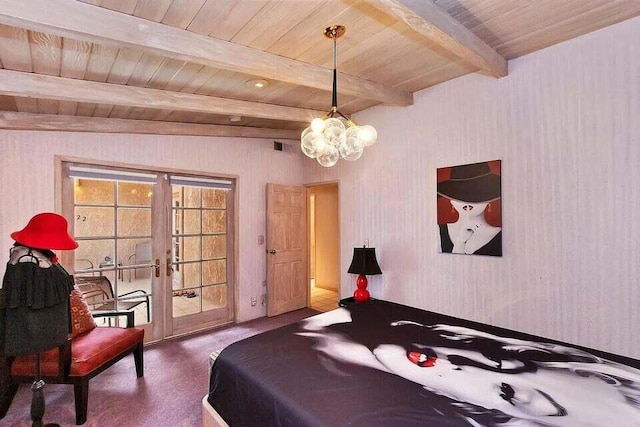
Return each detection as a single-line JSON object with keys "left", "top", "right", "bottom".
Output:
{"left": 332, "top": 32, "right": 338, "bottom": 110}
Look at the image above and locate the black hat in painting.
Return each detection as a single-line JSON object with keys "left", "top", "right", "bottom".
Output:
{"left": 437, "top": 162, "right": 501, "bottom": 203}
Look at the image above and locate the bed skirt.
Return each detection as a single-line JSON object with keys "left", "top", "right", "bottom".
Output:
{"left": 202, "top": 395, "right": 229, "bottom": 427}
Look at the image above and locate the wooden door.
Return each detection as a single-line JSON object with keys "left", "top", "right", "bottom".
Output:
{"left": 266, "top": 184, "right": 307, "bottom": 317}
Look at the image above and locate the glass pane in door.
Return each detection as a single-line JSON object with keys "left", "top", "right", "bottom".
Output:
{"left": 73, "top": 178, "right": 153, "bottom": 326}
{"left": 172, "top": 186, "right": 228, "bottom": 318}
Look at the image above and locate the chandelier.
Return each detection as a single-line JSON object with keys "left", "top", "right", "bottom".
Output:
{"left": 300, "top": 25, "right": 378, "bottom": 167}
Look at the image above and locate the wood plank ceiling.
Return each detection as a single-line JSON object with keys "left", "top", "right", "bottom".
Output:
{"left": 0, "top": 0, "right": 638, "bottom": 139}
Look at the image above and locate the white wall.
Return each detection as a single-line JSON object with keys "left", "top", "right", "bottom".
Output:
{"left": 304, "top": 17, "right": 640, "bottom": 358}
{"left": 0, "top": 131, "right": 303, "bottom": 322}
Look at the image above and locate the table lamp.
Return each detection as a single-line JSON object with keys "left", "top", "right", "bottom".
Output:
{"left": 347, "top": 242, "right": 382, "bottom": 302}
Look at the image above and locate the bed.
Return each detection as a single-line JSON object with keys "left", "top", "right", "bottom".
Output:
{"left": 204, "top": 299, "right": 640, "bottom": 426}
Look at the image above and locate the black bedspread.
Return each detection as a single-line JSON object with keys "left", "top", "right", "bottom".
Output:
{"left": 208, "top": 300, "right": 640, "bottom": 426}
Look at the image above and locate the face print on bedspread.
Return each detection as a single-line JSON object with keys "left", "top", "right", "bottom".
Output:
{"left": 298, "top": 307, "right": 640, "bottom": 427}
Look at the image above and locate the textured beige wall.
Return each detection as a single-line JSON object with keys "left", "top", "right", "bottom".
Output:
{"left": 0, "top": 132, "right": 303, "bottom": 322}
{"left": 304, "top": 17, "right": 640, "bottom": 358}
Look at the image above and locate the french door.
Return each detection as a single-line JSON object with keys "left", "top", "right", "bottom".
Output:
{"left": 168, "top": 175, "right": 235, "bottom": 336}
{"left": 60, "top": 161, "right": 235, "bottom": 342}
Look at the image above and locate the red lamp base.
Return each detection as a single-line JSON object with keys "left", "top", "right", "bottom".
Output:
{"left": 353, "top": 274, "right": 370, "bottom": 302}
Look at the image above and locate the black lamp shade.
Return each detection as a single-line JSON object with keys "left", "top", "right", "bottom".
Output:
{"left": 348, "top": 247, "right": 382, "bottom": 275}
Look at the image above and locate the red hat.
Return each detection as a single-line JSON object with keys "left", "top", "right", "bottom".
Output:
{"left": 11, "top": 212, "right": 78, "bottom": 250}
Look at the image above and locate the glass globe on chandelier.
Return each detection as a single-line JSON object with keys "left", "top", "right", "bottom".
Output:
{"left": 301, "top": 25, "right": 378, "bottom": 167}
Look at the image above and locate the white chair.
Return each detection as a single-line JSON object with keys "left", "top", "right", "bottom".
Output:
{"left": 127, "top": 242, "right": 152, "bottom": 282}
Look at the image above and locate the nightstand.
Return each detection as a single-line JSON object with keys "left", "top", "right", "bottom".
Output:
{"left": 339, "top": 296, "right": 376, "bottom": 307}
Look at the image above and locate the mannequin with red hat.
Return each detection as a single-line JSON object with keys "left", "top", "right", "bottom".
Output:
{"left": 1, "top": 212, "right": 78, "bottom": 427}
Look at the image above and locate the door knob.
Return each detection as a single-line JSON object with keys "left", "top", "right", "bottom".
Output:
{"left": 269, "top": 249, "right": 277, "bottom": 254}
{"left": 166, "top": 257, "right": 174, "bottom": 276}
{"left": 154, "top": 258, "right": 160, "bottom": 278}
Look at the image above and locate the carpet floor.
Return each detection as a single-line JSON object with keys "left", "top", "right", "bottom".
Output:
{"left": 2, "top": 308, "right": 318, "bottom": 427}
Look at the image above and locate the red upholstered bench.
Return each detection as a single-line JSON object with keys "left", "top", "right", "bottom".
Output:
{"left": 0, "top": 311, "right": 144, "bottom": 425}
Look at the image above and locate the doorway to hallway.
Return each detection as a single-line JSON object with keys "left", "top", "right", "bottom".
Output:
{"left": 307, "top": 183, "right": 339, "bottom": 312}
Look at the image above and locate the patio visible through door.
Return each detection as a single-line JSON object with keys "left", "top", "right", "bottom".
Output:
{"left": 169, "top": 176, "right": 235, "bottom": 336}
{"left": 60, "top": 162, "right": 236, "bottom": 342}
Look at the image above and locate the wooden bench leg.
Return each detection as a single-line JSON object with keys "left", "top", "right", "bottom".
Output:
{"left": 133, "top": 342, "right": 144, "bottom": 378}
{"left": 73, "top": 378, "right": 89, "bottom": 425}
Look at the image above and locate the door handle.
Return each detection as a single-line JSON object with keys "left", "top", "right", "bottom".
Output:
{"left": 154, "top": 258, "right": 160, "bottom": 278}
{"left": 166, "top": 257, "right": 174, "bottom": 276}
{"left": 268, "top": 249, "right": 277, "bottom": 254}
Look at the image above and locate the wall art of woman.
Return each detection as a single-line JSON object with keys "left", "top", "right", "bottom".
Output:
{"left": 437, "top": 160, "right": 502, "bottom": 256}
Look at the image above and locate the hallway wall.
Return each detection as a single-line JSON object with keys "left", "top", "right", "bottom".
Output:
{"left": 310, "top": 184, "right": 339, "bottom": 292}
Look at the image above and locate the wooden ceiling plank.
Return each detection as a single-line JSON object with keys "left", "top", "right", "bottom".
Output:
{"left": 132, "top": 0, "right": 174, "bottom": 22}
{"left": 361, "top": 45, "right": 458, "bottom": 85}
{"left": 0, "top": 69, "right": 324, "bottom": 123}
{"left": 392, "top": 60, "right": 471, "bottom": 92}
{"left": 337, "top": 24, "right": 446, "bottom": 78}
{"left": 460, "top": 0, "right": 583, "bottom": 56}
{"left": 195, "top": 69, "right": 238, "bottom": 96}
{"left": 105, "top": 48, "right": 144, "bottom": 84}
{"left": 442, "top": 0, "right": 522, "bottom": 35}
{"left": 28, "top": 30, "right": 61, "bottom": 114}
{"left": 28, "top": 31, "right": 61, "bottom": 76}
{"left": 267, "top": 0, "right": 354, "bottom": 59}
{"left": 206, "top": 1, "right": 268, "bottom": 41}
{"left": 0, "top": 111, "right": 301, "bottom": 140}
{"left": 75, "top": 102, "right": 99, "bottom": 117}
{"left": 109, "top": 105, "right": 133, "bottom": 119}
{"left": 186, "top": 0, "right": 237, "bottom": 36}
{"left": 34, "top": 98, "right": 59, "bottom": 123}
{"left": 334, "top": 98, "right": 379, "bottom": 115}
{"left": 121, "top": 106, "right": 142, "bottom": 120}
{"left": 159, "top": 62, "right": 205, "bottom": 92}
{"left": 492, "top": 1, "right": 640, "bottom": 59}
{"left": 99, "top": 0, "right": 139, "bottom": 15}
{"left": 146, "top": 58, "right": 188, "bottom": 90}
{"left": 138, "top": 108, "right": 163, "bottom": 121}
{"left": 296, "top": 1, "right": 398, "bottom": 68}
{"left": 178, "top": 67, "right": 222, "bottom": 94}
{"left": 149, "top": 61, "right": 205, "bottom": 121}
{"left": 93, "top": 103, "right": 115, "bottom": 118}
{"left": 366, "top": 0, "right": 508, "bottom": 77}
{"left": 10, "top": 96, "right": 39, "bottom": 114}
{"left": 261, "top": 84, "right": 328, "bottom": 111}
{"left": 0, "top": 25, "right": 38, "bottom": 113}
{"left": 84, "top": 44, "right": 120, "bottom": 82}
{"left": 0, "top": 25, "right": 32, "bottom": 71}
{"left": 161, "top": 0, "right": 208, "bottom": 29}
{"left": 0, "top": 94, "right": 18, "bottom": 111}
{"left": 125, "top": 53, "right": 165, "bottom": 87}
{"left": 0, "top": 0, "right": 412, "bottom": 106}
{"left": 231, "top": 0, "right": 327, "bottom": 51}
{"left": 60, "top": 38, "right": 92, "bottom": 80}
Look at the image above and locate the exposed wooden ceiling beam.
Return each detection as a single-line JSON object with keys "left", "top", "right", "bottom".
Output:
{"left": 0, "top": 69, "right": 323, "bottom": 123}
{"left": 0, "top": 0, "right": 413, "bottom": 106}
{"left": 366, "top": 0, "right": 508, "bottom": 78}
{"left": 0, "top": 112, "right": 302, "bottom": 140}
